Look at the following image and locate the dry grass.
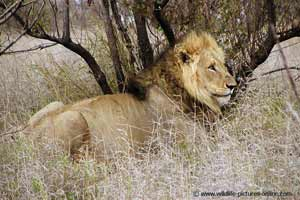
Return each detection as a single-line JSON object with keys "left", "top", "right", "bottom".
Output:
{"left": 0, "top": 37, "right": 300, "bottom": 200}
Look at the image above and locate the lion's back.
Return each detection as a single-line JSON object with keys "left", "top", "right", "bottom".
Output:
{"left": 27, "top": 93, "right": 159, "bottom": 160}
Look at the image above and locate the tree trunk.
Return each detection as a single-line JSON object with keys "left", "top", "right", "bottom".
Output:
{"left": 102, "top": 0, "right": 126, "bottom": 92}
{"left": 133, "top": 5, "right": 153, "bottom": 68}
{"left": 62, "top": 0, "right": 70, "bottom": 42}
{"left": 153, "top": 0, "right": 175, "bottom": 47}
{"left": 110, "top": 0, "right": 136, "bottom": 67}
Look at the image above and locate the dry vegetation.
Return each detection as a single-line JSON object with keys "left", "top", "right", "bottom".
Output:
{"left": 0, "top": 36, "right": 300, "bottom": 199}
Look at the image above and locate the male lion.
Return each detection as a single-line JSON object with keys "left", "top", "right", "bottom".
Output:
{"left": 26, "top": 32, "right": 237, "bottom": 161}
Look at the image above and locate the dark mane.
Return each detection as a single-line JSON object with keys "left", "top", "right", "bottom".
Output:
{"left": 126, "top": 46, "right": 174, "bottom": 100}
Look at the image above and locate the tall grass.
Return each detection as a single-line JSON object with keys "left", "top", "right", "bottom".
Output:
{"left": 0, "top": 36, "right": 300, "bottom": 199}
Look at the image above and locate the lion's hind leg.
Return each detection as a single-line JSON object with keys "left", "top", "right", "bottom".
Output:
{"left": 53, "top": 110, "right": 91, "bottom": 161}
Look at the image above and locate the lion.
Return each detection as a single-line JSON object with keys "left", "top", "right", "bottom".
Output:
{"left": 26, "top": 32, "right": 237, "bottom": 161}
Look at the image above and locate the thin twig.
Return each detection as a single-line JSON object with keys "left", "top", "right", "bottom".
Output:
{"left": 0, "top": 0, "right": 23, "bottom": 25}
{"left": 1, "top": 0, "right": 112, "bottom": 94}
{"left": 0, "top": 125, "right": 28, "bottom": 137}
{"left": 20, "top": 0, "right": 38, "bottom": 7}
{"left": 248, "top": 66, "right": 300, "bottom": 82}
{"left": 3, "top": 43, "right": 57, "bottom": 55}
{"left": 0, "top": 30, "right": 28, "bottom": 55}
{"left": 271, "top": 41, "right": 300, "bottom": 53}
{"left": 0, "top": 1, "right": 45, "bottom": 55}
{"left": 262, "top": 66, "right": 300, "bottom": 76}
{"left": 146, "top": 20, "right": 162, "bottom": 53}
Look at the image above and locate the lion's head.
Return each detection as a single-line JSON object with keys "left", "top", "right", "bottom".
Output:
{"left": 128, "top": 32, "right": 237, "bottom": 114}
{"left": 172, "top": 32, "right": 237, "bottom": 113}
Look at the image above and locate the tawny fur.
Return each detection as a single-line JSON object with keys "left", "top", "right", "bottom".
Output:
{"left": 27, "top": 32, "right": 237, "bottom": 161}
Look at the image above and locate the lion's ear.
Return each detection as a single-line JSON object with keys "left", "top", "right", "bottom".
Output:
{"left": 175, "top": 44, "right": 191, "bottom": 64}
{"left": 180, "top": 51, "right": 190, "bottom": 63}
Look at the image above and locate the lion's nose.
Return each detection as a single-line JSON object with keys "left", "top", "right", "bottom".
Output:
{"left": 226, "top": 83, "right": 236, "bottom": 90}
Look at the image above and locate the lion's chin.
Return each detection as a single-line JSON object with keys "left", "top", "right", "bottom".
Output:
{"left": 211, "top": 89, "right": 234, "bottom": 107}
{"left": 215, "top": 95, "right": 231, "bottom": 107}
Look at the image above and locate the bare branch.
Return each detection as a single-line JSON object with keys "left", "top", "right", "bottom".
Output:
{"left": 0, "top": 1, "right": 113, "bottom": 94}
{"left": 0, "top": 31, "right": 27, "bottom": 55}
{"left": 20, "top": 0, "right": 38, "bottom": 7}
{"left": 248, "top": 66, "right": 300, "bottom": 82}
{"left": 0, "top": 0, "right": 23, "bottom": 25}
{"left": 3, "top": 43, "right": 57, "bottom": 55}
{"left": 271, "top": 41, "right": 300, "bottom": 53}
{"left": 277, "top": 27, "right": 300, "bottom": 42}
{"left": 261, "top": 66, "right": 300, "bottom": 77}
{"left": 0, "top": 1, "right": 45, "bottom": 56}
{"left": 0, "top": 125, "right": 28, "bottom": 138}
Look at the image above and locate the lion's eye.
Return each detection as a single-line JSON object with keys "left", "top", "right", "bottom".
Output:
{"left": 208, "top": 64, "right": 216, "bottom": 72}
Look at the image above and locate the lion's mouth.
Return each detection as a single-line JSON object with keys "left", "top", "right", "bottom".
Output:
{"left": 212, "top": 89, "right": 233, "bottom": 98}
{"left": 212, "top": 93, "right": 231, "bottom": 97}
